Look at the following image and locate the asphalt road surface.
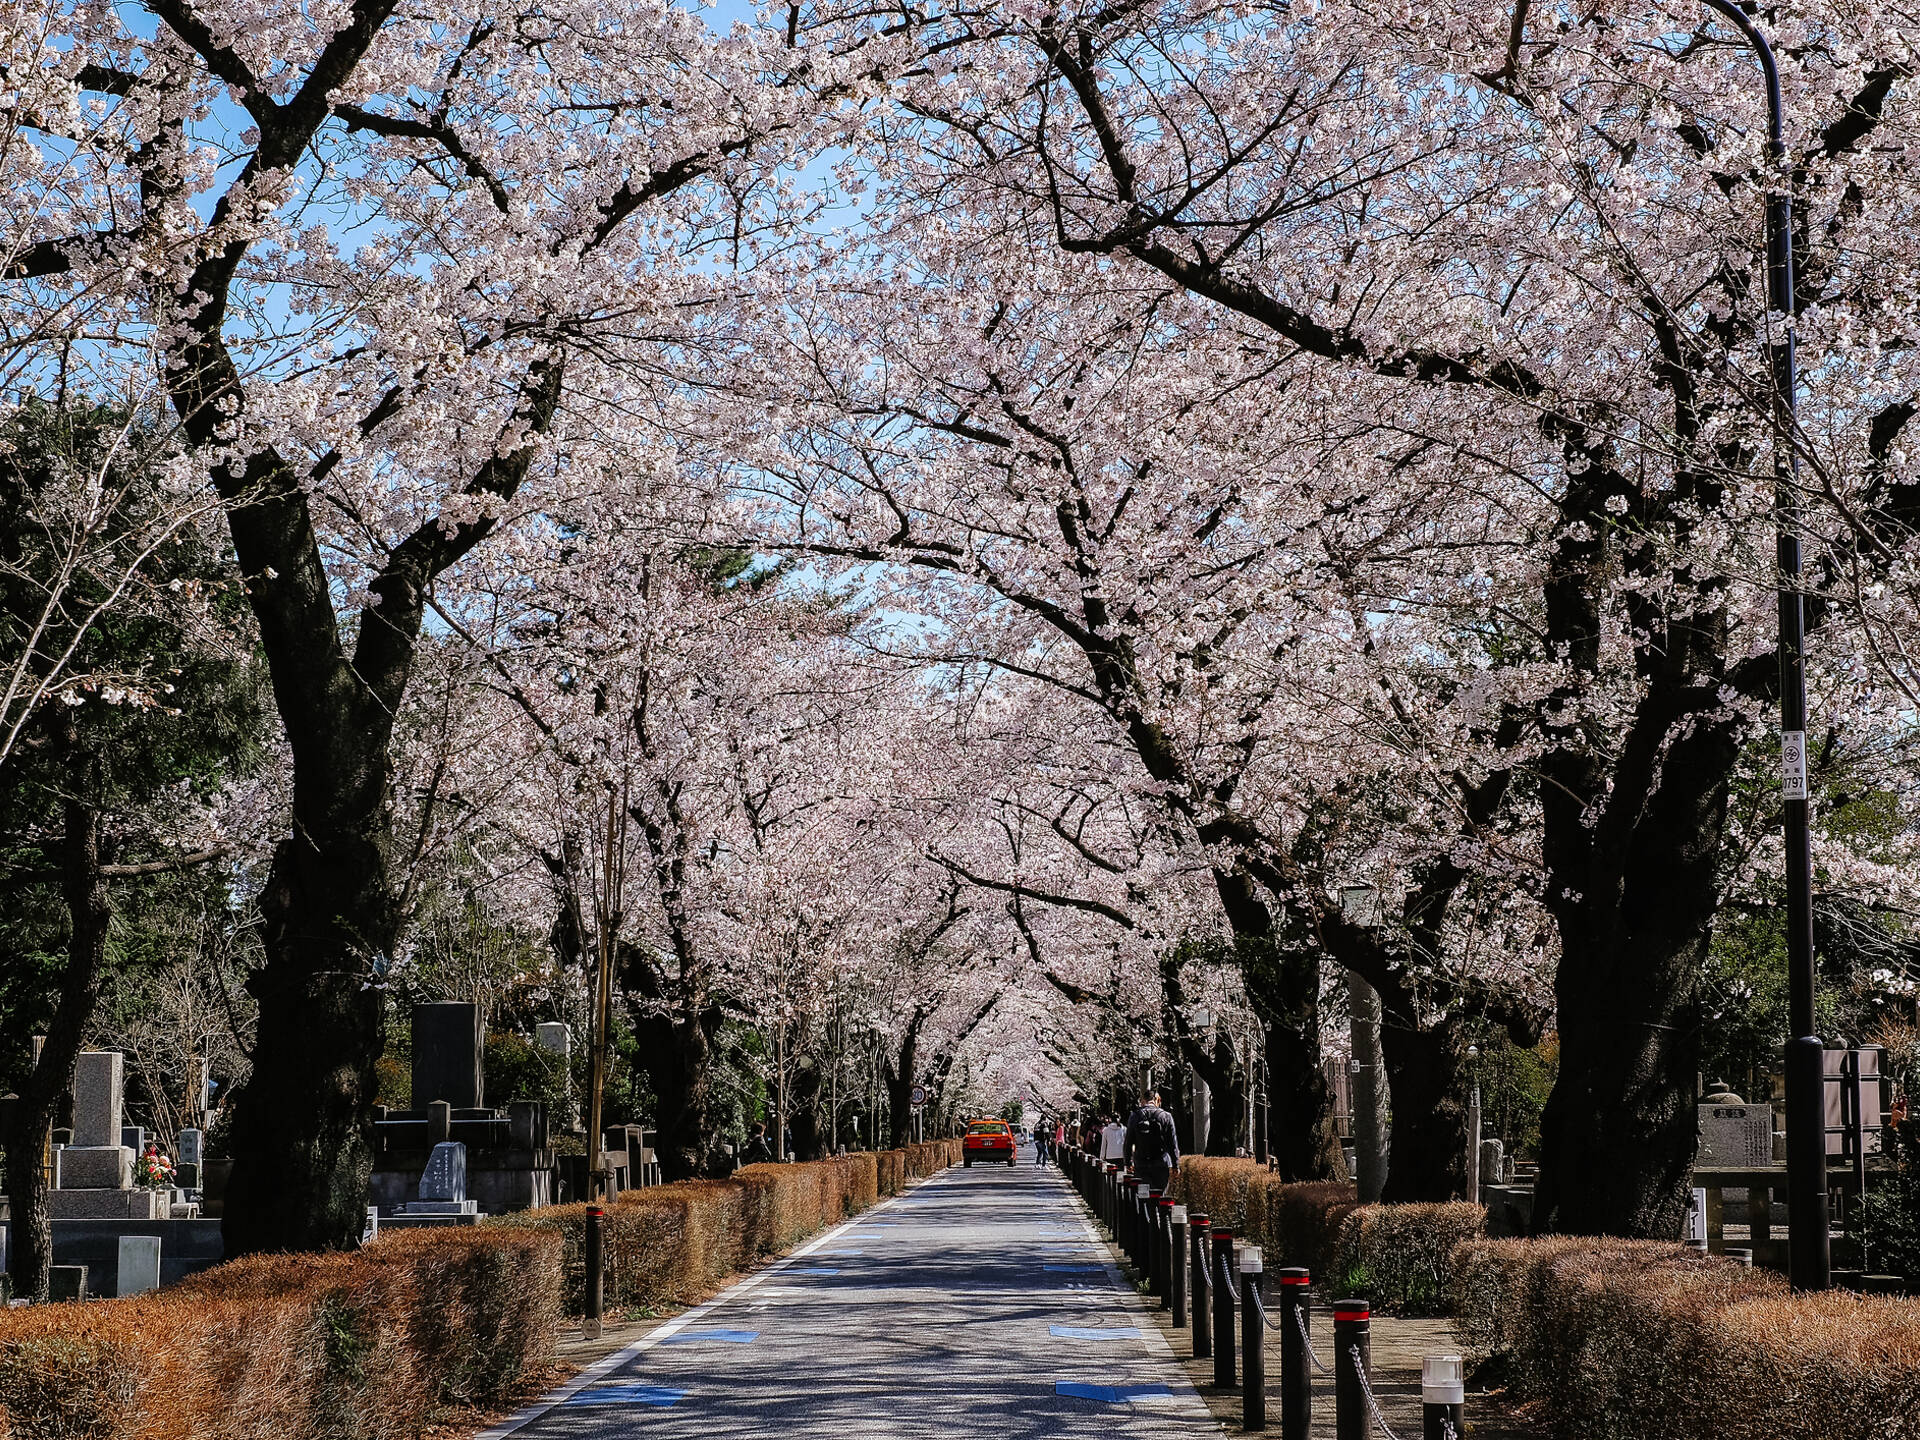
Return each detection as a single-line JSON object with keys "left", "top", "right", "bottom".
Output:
{"left": 497, "top": 1147, "right": 1217, "bottom": 1438}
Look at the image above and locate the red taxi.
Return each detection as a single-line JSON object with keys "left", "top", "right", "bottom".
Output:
{"left": 962, "top": 1118, "right": 1016, "bottom": 1166}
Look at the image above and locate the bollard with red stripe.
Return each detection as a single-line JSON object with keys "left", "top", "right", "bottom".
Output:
{"left": 584, "top": 1206, "right": 606, "bottom": 1339}
{"left": 1190, "top": 1212, "right": 1213, "bottom": 1359}
{"left": 1240, "top": 1245, "right": 1266, "bottom": 1431}
{"left": 1276, "top": 1267, "right": 1311, "bottom": 1440}
{"left": 1211, "top": 1228, "right": 1238, "bottom": 1388}
{"left": 1333, "top": 1298, "right": 1370, "bottom": 1440}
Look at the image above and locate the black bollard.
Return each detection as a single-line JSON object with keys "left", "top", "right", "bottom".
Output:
{"left": 1422, "top": 1353, "right": 1465, "bottom": 1439}
{"left": 1170, "top": 1204, "right": 1188, "bottom": 1326}
{"left": 1191, "top": 1213, "right": 1213, "bottom": 1359}
{"left": 584, "top": 1205, "right": 606, "bottom": 1338}
{"left": 1334, "top": 1298, "right": 1370, "bottom": 1440}
{"left": 1212, "top": 1229, "right": 1237, "bottom": 1388}
{"left": 1159, "top": 1198, "right": 1177, "bottom": 1308}
{"left": 1241, "top": 1244, "right": 1266, "bottom": 1430}
{"left": 1147, "top": 1190, "right": 1166, "bottom": 1299}
{"left": 1122, "top": 1177, "right": 1139, "bottom": 1262}
{"left": 1277, "top": 1268, "right": 1310, "bottom": 1440}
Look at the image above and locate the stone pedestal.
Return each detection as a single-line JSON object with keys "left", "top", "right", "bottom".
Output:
{"left": 48, "top": 1189, "right": 165, "bottom": 1220}
{"left": 60, "top": 1146, "right": 133, "bottom": 1189}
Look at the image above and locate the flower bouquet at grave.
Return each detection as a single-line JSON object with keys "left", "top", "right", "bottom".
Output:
{"left": 133, "top": 1144, "right": 176, "bottom": 1190}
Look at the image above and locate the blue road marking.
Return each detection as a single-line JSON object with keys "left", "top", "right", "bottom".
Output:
{"left": 789, "top": 1266, "right": 842, "bottom": 1275}
{"left": 1041, "top": 1264, "right": 1102, "bottom": 1273}
{"left": 818, "top": 1249, "right": 864, "bottom": 1256}
{"left": 566, "top": 1385, "right": 686, "bottom": 1407}
{"left": 1057, "top": 1383, "right": 1172, "bottom": 1404}
{"left": 663, "top": 1329, "right": 759, "bottom": 1345}
{"left": 1049, "top": 1325, "right": 1140, "bottom": 1341}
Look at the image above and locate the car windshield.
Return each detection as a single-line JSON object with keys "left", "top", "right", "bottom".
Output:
{"left": 967, "top": 1123, "right": 1006, "bottom": 1135}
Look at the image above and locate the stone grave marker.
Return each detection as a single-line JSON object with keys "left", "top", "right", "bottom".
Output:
{"left": 402, "top": 1141, "right": 477, "bottom": 1214}
{"left": 411, "top": 1003, "right": 483, "bottom": 1110}
{"left": 50, "top": 1049, "right": 160, "bottom": 1219}
{"left": 1698, "top": 1104, "right": 1774, "bottom": 1168}
{"left": 72, "top": 1050, "right": 122, "bottom": 1146}
{"left": 120, "top": 1125, "right": 145, "bottom": 1155}
{"left": 117, "top": 1236, "right": 161, "bottom": 1297}
{"left": 176, "top": 1128, "right": 203, "bottom": 1166}
{"left": 49, "top": 1265, "right": 87, "bottom": 1302}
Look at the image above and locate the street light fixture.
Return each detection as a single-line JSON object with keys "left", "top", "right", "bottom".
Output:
{"left": 1692, "top": 0, "right": 1828, "bottom": 1291}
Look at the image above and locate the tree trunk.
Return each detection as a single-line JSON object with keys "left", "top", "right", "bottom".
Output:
{"left": 789, "top": 1058, "right": 825, "bottom": 1160}
{"left": 1350, "top": 975, "right": 1390, "bottom": 1203}
{"left": 1531, "top": 731, "right": 1726, "bottom": 1235}
{"left": 1376, "top": 1019, "right": 1469, "bottom": 1203}
{"left": 3, "top": 796, "right": 111, "bottom": 1301}
{"left": 221, "top": 830, "right": 393, "bottom": 1254}
{"left": 1244, "top": 940, "right": 1339, "bottom": 1182}
{"left": 884, "top": 1018, "right": 921, "bottom": 1149}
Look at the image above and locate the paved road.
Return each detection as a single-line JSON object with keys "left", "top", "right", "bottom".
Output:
{"left": 500, "top": 1148, "right": 1216, "bottom": 1438}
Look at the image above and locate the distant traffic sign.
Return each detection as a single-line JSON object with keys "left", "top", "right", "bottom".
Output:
{"left": 910, "top": 1084, "right": 927, "bottom": 1107}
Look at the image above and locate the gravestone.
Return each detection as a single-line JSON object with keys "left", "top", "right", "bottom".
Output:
{"left": 534, "top": 1022, "right": 571, "bottom": 1063}
{"left": 117, "top": 1235, "right": 161, "bottom": 1297}
{"left": 120, "top": 1126, "right": 145, "bottom": 1155}
{"left": 50, "top": 1049, "right": 160, "bottom": 1219}
{"left": 419, "top": 1141, "right": 468, "bottom": 1201}
{"left": 1698, "top": 1104, "right": 1773, "bottom": 1168}
{"left": 1479, "top": 1138, "right": 1506, "bottom": 1188}
{"left": 411, "top": 1003, "right": 483, "bottom": 1109}
{"left": 176, "top": 1128, "right": 204, "bottom": 1166}
{"left": 49, "top": 1265, "right": 87, "bottom": 1302}
{"left": 400, "top": 1141, "right": 478, "bottom": 1215}
{"left": 71, "top": 1051, "right": 123, "bottom": 1146}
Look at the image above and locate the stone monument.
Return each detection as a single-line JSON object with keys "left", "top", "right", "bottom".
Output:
{"left": 398, "top": 1141, "right": 478, "bottom": 1216}
{"left": 1698, "top": 1102, "right": 1774, "bottom": 1168}
{"left": 49, "top": 1051, "right": 162, "bottom": 1219}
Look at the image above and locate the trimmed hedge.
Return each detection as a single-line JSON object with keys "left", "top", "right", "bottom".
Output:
{"left": 1174, "top": 1159, "right": 1483, "bottom": 1314}
{"left": 1453, "top": 1237, "right": 1920, "bottom": 1440}
{"left": 0, "top": 1145, "right": 965, "bottom": 1440}
{"left": 0, "top": 1226, "right": 562, "bottom": 1440}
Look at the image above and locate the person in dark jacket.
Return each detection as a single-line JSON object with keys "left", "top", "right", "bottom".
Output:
{"left": 740, "top": 1124, "right": 773, "bottom": 1166}
{"left": 1125, "top": 1091, "right": 1181, "bottom": 1193}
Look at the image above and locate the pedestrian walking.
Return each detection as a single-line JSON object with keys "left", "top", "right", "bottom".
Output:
{"left": 1125, "top": 1091, "right": 1181, "bottom": 1193}
{"left": 1098, "top": 1113, "right": 1127, "bottom": 1165}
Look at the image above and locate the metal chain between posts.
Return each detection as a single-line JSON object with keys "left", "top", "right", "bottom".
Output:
{"left": 1215, "top": 1253, "right": 1241, "bottom": 1303}
{"left": 1291, "top": 1300, "right": 1332, "bottom": 1372}
{"left": 1349, "top": 1343, "right": 1405, "bottom": 1440}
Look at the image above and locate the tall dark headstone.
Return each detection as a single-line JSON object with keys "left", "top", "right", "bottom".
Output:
{"left": 411, "top": 1003, "right": 483, "bottom": 1110}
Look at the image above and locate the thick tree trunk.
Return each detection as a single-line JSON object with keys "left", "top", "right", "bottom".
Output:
{"left": 1376, "top": 1020, "right": 1469, "bottom": 1204}
{"left": 789, "top": 1058, "right": 825, "bottom": 1160}
{"left": 221, "top": 831, "right": 393, "bottom": 1254}
{"left": 1531, "top": 589, "right": 1736, "bottom": 1236}
{"left": 3, "top": 797, "right": 111, "bottom": 1301}
{"left": 1531, "top": 726, "right": 1726, "bottom": 1235}
{"left": 884, "top": 1019, "right": 921, "bottom": 1149}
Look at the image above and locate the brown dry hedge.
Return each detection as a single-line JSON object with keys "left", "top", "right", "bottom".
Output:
{"left": 0, "top": 1144, "right": 964, "bottom": 1440}
{"left": 1174, "top": 1158, "right": 1481, "bottom": 1314}
{"left": 1452, "top": 1237, "right": 1920, "bottom": 1440}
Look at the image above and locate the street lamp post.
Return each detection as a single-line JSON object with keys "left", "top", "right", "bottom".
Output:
{"left": 1695, "top": 0, "right": 1828, "bottom": 1292}
{"left": 1136, "top": 1042, "right": 1154, "bottom": 1100}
